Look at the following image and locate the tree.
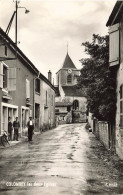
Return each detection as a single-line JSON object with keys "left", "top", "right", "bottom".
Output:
{"left": 78, "top": 34, "right": 116, "bottom": 123}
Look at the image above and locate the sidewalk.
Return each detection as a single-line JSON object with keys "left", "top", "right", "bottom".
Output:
{"left": 0, "top": 136, "right": 26, "bottom": 149}
{"left": 0, "top": 131, "right": 40, "bottom": 149}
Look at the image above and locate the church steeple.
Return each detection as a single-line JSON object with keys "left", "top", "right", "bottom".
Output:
{"left": 62, "top": 53, "right": 76, "bottom": 69}
{"left": 67, "top": 41, "right": 68, "bottom": 54}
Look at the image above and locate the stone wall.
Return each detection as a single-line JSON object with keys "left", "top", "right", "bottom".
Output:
{"left": 88, "top": 114, "right": 110, "bottom": 149}
{"left": 98, "top": 121, "right": 109, "bottom": 149}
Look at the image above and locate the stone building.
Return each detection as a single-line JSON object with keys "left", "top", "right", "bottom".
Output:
{"left": 55, "top": 52, "right": 87, "bottom": 124}
{"left": 106, "top": 1, "right": 123, "bottom": 159}
{"left": 0, "top": 27, "right": 55, "bottom": 137}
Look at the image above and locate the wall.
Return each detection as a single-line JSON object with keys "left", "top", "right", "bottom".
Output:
{"left": 56, "top": 69, "right": 80, "bottom": 87}
{"left": 55, "top": 95, "right": 87, "bottom": 124}
{"left": 115, "top": 19, "right": 123, "bottom": 160}
{"left": 40, "top": 81, "right": 55, "bottom": 130}
{"left": 88, "top": 116, "right": 110, "bottom": 149}
{"left": 0, "top": 43, "right": 35, "bottom": 136}
{"left": 65, "top": 96, "right": 87, "bottom": 112}
{"left": 98, "top": 121, "right": 109, "bottom": 149}
{"left": 0, "top": 33, "right": 56, "bottom": 137}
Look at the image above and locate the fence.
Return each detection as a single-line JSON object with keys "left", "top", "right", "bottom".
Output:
{"left": 88, "top": 113, "right": 110, "bottom": 149}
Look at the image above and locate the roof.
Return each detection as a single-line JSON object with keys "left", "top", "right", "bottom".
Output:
{"left": 62, "top": 86, "right": 87, "bottom": 97}
{"left": 62, "top": 53, "right": 76, "bottom": 69}
{"left": 106, "top": 1, "right": 123, "bottom": 26}
{"left": 39, "top": 73, "right": 56, "bottom": 92}
{"left": 55, "top": 101, "right": 72, "bottom": 107}
{"left": 54, "top": 86, "right": 60, "bottom": 97}
{"left": 0, "top": 27, "right": 55, "bottom": 92}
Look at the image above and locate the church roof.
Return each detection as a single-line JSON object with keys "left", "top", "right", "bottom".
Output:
{"left": 62, "top": 53, "right": 77, "bottom": 69}
{"left": 62, "top": 86, "right": 87, "bottom": 97}
{"left": 55, "top": 102, "right": 72, "bottom": 107}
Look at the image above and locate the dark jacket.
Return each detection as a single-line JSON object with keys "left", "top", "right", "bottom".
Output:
{"left": 27, "top": 120, "right": 34, "bottom": 130}
{"left": 13, "top": 121, "right": 20, "bottom": 129}
{"left": 8, "top": 121, "right": 13, "bottom": 132}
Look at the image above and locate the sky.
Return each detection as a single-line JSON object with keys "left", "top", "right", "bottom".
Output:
{"left": 0, "top": 0, "right": 116, "bottom": 83}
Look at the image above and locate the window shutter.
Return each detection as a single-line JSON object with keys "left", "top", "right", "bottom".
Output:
{"left": 26, "top": 79, "right": 30, "bottom": 98}
{"left": 46, "top": 91, "right": 47, "bottom": 105}
{"left": 0, "top": 62, "right": 3, "bottom": 88}
{"left": 8, "top": 68, "right": 16, "bottom": 91}
{"left": 109, "top": 23, "right": 120, "bottom": 66}
{"left": 29, "top": 110, "right": 32, "bottom": 117}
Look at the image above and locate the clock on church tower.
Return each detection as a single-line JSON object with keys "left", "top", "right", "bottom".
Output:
{"left": 68, "top": 69, "right": 72, "bottom": 74}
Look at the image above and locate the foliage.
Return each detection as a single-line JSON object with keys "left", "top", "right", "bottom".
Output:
{"left": 78, "top": 34, "right": 116, "bottom": 122}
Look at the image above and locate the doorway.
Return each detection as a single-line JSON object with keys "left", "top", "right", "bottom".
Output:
{"left": 35, "top": 103, "right": 40, "bottom": 131}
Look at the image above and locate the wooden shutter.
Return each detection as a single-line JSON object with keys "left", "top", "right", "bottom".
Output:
{"left": 26, "top": 79, "right": 30, "bottom": 98}
{"left": 109, "top": 23, "right": 120, "bottom": 66}
{"left": 0, "top": 62, "right": 3, "bottom": 88}
{"left": 8, "top": 68, "right": 16, "bottom": 91}
{"left": 120, "top": 85, "right": 123, "bottom": 128}
{"left": 29, "top": 110, "right": 32, "bottom": 117}
{"left": 46, "top": 91, "right": 47, "bottom": 105}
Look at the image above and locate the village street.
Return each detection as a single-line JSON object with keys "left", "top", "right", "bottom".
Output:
{"left": 0, "top": 123, "right": 123, "bottom": 195}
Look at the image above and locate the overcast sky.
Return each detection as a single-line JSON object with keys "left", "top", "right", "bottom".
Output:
{"left": 0, "top": 0, "right": 116, "bottom": 83}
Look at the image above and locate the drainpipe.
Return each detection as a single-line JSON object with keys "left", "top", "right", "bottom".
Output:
{"left": 33, "top": 76, "right": 35, "bottom": 124}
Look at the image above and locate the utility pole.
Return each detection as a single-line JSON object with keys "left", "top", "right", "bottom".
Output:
{"left": 15, "top": 1, "right": 18, "bottom": 46}
{"left": 15, "top": 0, "right": 18, "bottom": 58}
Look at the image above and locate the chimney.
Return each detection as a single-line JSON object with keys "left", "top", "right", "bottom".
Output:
{"left": 48, "top": 70, "right": 52, "bottom": 83}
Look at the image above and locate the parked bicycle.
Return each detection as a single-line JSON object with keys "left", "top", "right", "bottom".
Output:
{"left": 0, "top": 131, "right": 10, "bottom": 147}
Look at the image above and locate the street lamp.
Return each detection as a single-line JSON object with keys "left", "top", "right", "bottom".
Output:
{"left": 15, "top": 1, "right": 30, "bottom": 47}
{"left": 18, "top": 6, "right": 30, "bottom": 14}
{"left": 5, "top": 1, "right": 30, "bottom": 46}
{"left": 0, "top": 1, "right": 30, "bottom": 61}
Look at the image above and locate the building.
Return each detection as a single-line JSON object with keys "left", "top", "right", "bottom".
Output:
{"left": 34, "top": 71, "right": 55, "bottom": 131}
{"left": 55, "top": 52, "right": 87, "bottom": 124}
{"left": 106, "top": 1, "right": 123, "bottom": 159}
{"left": 0, "top": 27, "right": 55, "bottom": 137}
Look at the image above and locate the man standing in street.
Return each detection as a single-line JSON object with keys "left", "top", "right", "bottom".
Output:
{"left": 27, "top": 117, "right": 34, "bottom": 142}
{"left": 13, "top": 117, "right": 20, "bottom": 141}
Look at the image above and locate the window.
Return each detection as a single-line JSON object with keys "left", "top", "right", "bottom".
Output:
{"left": 35, "top": 78, "right": 40, "bottom": 93}
{"left": 67, "top": 106, "right": 70, "bottom": 112}
{"left": 3, "top": 65, "right": 7, "bottom": 88}
{"left": 120, "top": 85, "right": 123, "bottom": 128}
{"left": 73, "top": 100, "right": 79, "bottom": 110}
{"left": 67, "top": 74, "right": 72, "bottom": 83}
{"left": 0, "top": 62, "right": 8, "bottom": 90}
{"left": 8, "top": 68, "right": 16, "bottom": 91}
{"left": 109, "top": 23, "right": 120, "bottom": 66}
{"left": 55, "top": 109, "right": 59, "bottom": 113}
{"left": 26, "top": 79, "right": 30, "bottom": 99}
{"left": 5, "top": 46, "right": 8, "bottom": 56}
{"left": 5, "top": 45, "right": 8, "bottom": 56}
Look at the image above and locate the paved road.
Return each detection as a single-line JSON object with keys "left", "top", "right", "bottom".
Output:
{"left": 0, "top": 123, "right": 123, "bottom": 195}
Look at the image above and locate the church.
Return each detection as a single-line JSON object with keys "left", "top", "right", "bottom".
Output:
{"left": 55, "top": 52, "right": 87, "bottom": 124}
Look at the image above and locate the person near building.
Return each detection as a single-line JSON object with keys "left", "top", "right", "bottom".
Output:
{"left": 27, "top": 117, "right": 34, "bottom": 142}
{"left": 13, "top": 117, "right": 20, "bottom": 141}
{"left": 8, "top": 117, "right": 13, "bottom": 141}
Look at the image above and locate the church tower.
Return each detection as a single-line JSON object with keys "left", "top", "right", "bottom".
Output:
{"left": 55, "top": 51, "right": 87, "bottom": 124}
{"left": 56, "top": 53, "right": 80, "bottom": 88}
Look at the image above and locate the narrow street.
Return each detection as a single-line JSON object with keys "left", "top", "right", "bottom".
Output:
{"left": 0, "top": 123, "right": 123, "bottom": 195}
